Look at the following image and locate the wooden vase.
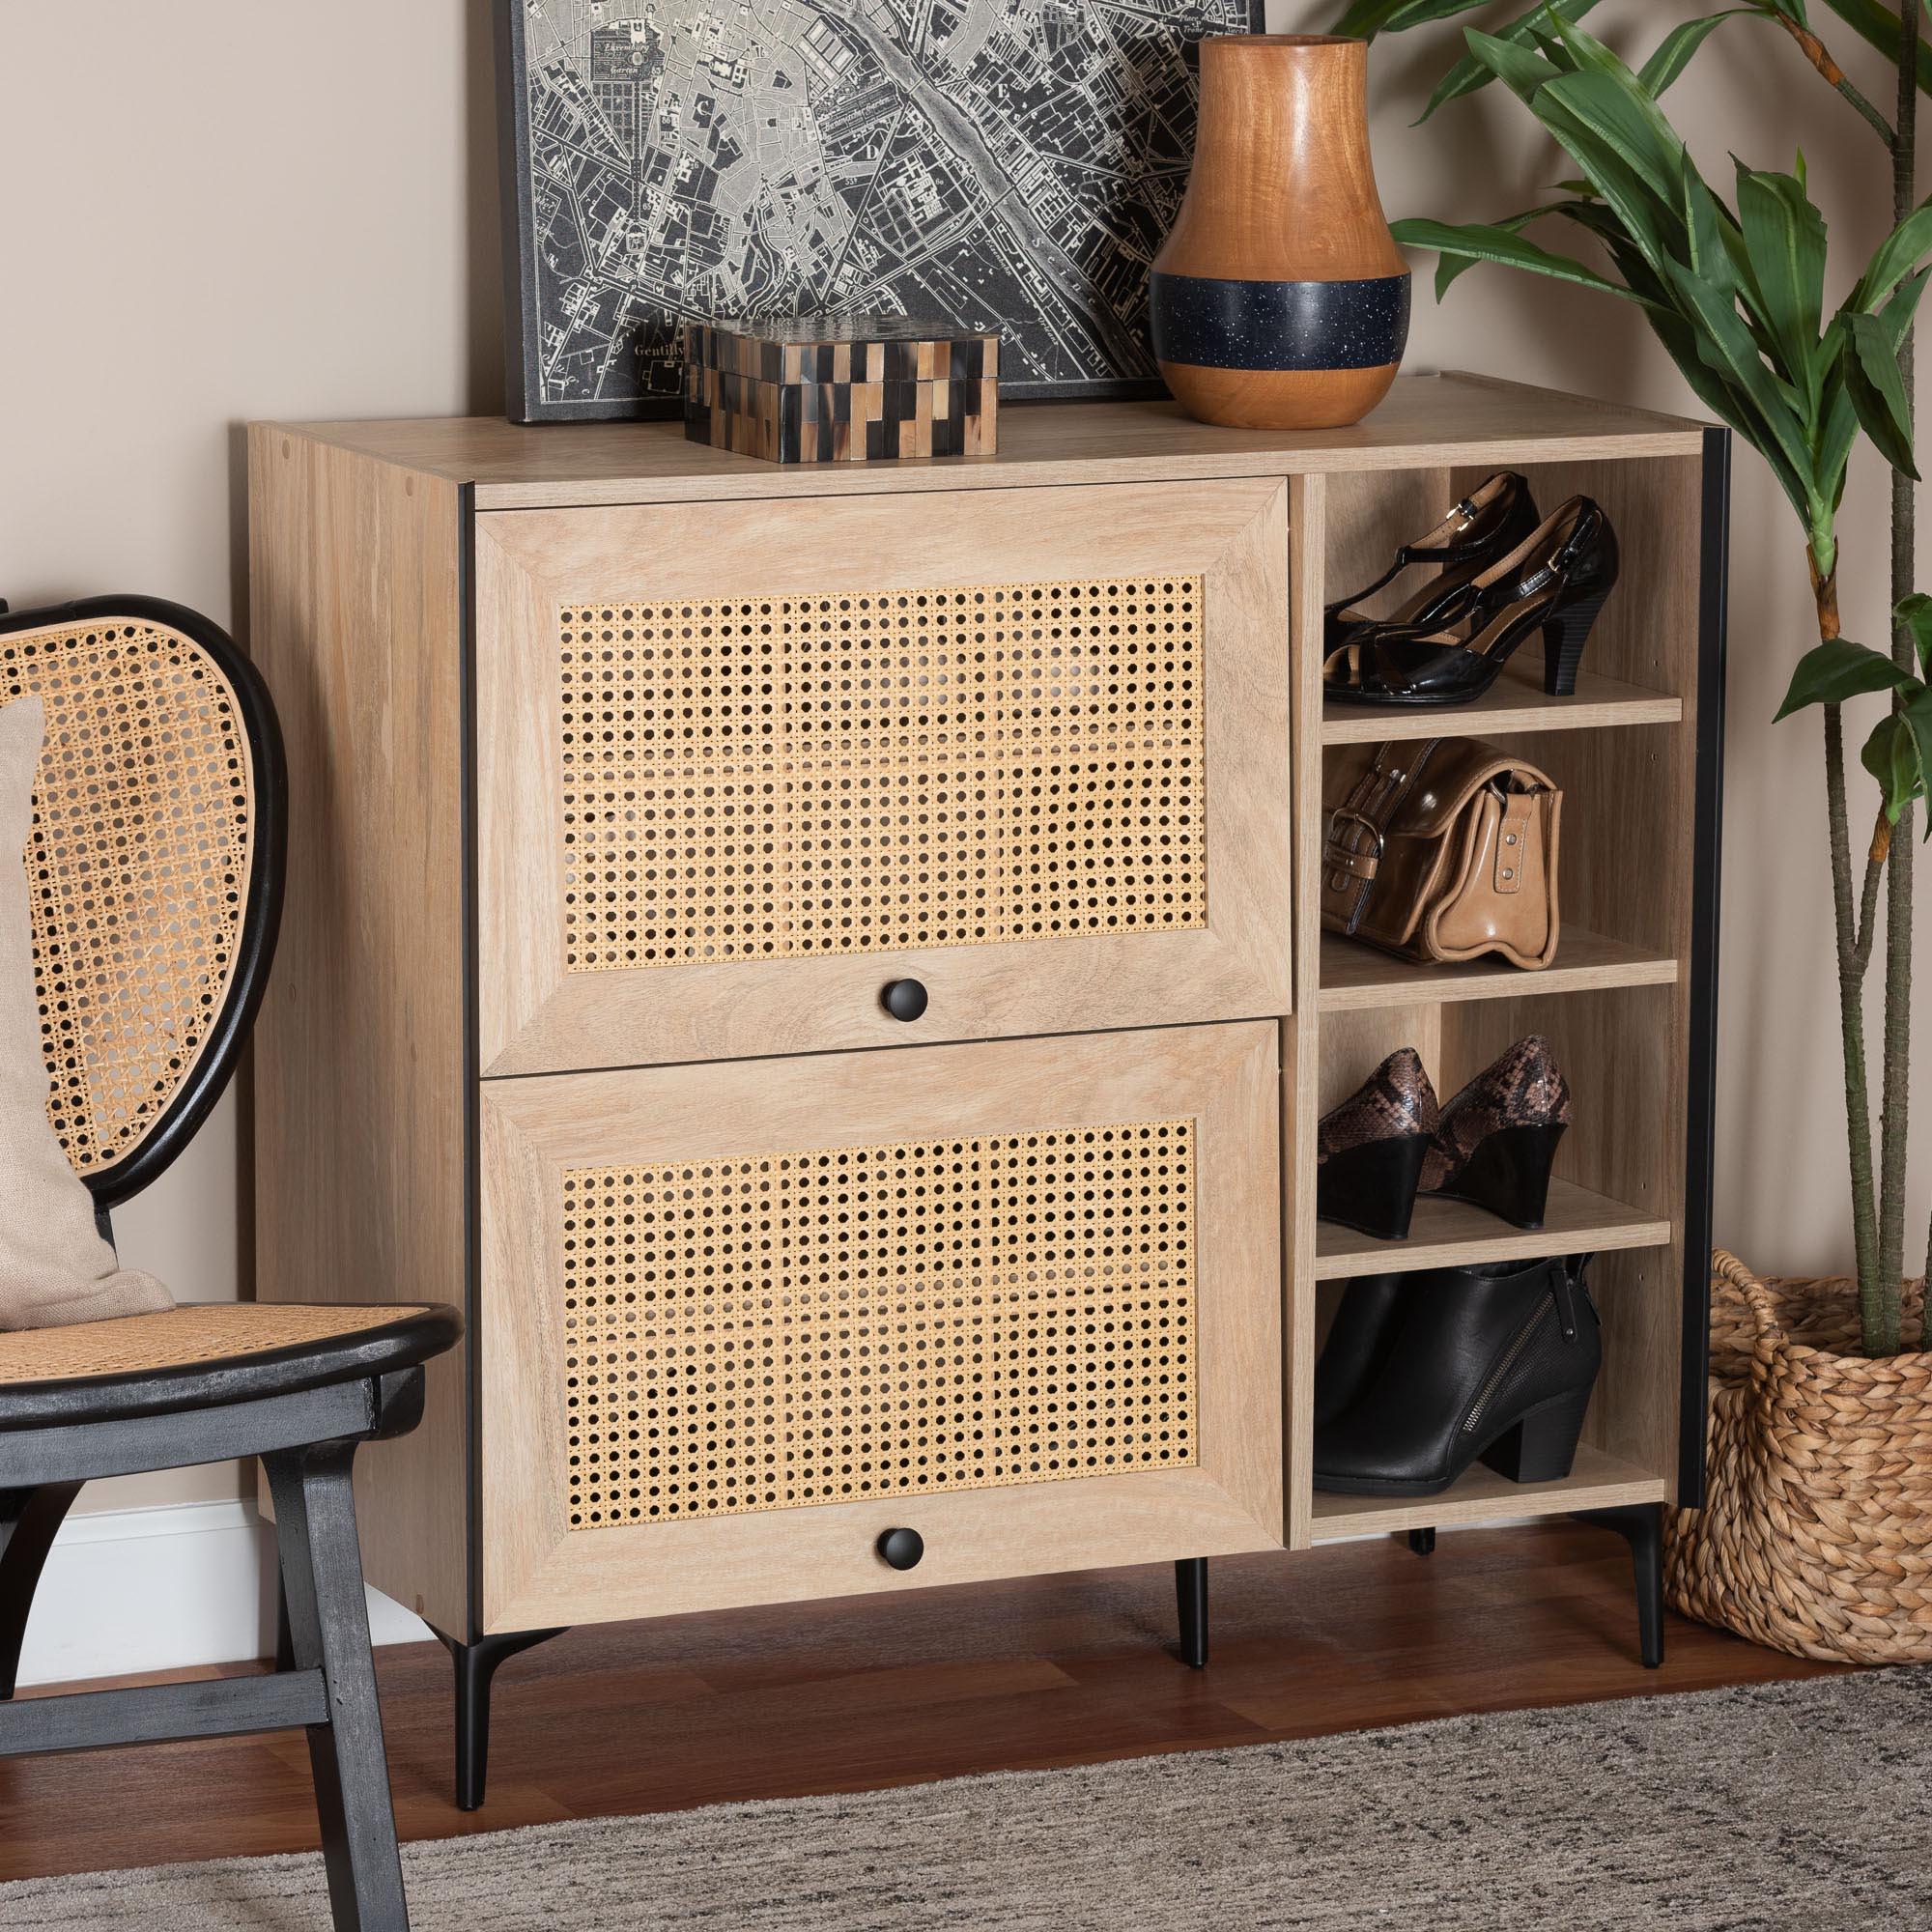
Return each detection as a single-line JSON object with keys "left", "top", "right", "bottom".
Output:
{"left": 1151, "top": 34, "right": 1409, "bottom": 430}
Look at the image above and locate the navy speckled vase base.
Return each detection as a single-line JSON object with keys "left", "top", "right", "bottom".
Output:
{"left": 1149, "top": 271, "right": 1411, "bottom": 373}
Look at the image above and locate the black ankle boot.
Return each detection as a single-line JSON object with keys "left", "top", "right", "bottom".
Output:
{"left": 1313, "top": 1255, "right": 1601, "bottom": 1496}
{"left": 1314, "top": 1273, "right": 1412, "bottom": 1429}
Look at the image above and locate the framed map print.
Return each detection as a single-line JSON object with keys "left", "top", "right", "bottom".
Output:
{"left": 493, "top": 0, "right": 1262, "bottom": 422}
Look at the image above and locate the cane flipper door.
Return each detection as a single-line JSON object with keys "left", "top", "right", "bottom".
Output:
{"left": 0, "top": 603, "right": 275, "bottom": 1203}
{"left": 479, "top": 1024, "right": 1281, "bottom": 1632}
{"left": 473, "top": 480, "right": 1291, "bottom": 1074}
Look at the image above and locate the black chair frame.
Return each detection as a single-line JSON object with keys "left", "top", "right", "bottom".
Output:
{"left": 0, "top": 595, "right": 449, "bottom": 1932}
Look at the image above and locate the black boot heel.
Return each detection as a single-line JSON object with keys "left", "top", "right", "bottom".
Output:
{"left": 1317, "top": 1132, "right": 1431, "bottom": 1241}
{"left": 1481, "top": 1386, "right": 1592, "bottom": 1484}
{"left": 1541, "top": 588, "right": 1610, "bottom": 696}
{"left": 1431, "top": 1122, "right": 1566, "bottom": 1230}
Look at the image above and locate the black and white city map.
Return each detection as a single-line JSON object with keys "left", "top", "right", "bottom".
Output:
{"left": 497, "top": 0, "right": 1258, "bottom": 418}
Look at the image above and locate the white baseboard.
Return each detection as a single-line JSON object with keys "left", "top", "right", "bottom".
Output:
{"left": 17, "top": 1500, "right": 434, "bottom": 1689}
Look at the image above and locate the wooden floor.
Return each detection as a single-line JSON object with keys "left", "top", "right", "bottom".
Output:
{"left": 0, "top": 1520, "right": 1840, "bottom": 1883}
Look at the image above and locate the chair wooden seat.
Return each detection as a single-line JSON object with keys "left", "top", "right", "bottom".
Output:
{"left": 0, "top": 1304, "right": 460, "bottom": 1431}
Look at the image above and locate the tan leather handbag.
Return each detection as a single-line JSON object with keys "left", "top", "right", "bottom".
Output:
{"left": 1321, "top": 737, "right": 1561, "bottom": 969}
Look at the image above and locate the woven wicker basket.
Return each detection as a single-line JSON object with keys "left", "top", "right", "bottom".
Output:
{"left": 1664, "top": 1251, "right": 1932, "bottom": 1663}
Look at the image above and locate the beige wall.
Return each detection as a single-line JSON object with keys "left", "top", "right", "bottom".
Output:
{"left": 0, "top": 3, "right": 1924, "bottom": 1516}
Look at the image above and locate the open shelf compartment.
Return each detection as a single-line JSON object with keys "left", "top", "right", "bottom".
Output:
{"left": 1285, "top": 442, "right": 1712, "bottom": 1551}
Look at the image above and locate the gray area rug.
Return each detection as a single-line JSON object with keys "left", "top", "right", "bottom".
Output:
{"left": 4, "top": 1671, "right": 1927, "bottom": 1930}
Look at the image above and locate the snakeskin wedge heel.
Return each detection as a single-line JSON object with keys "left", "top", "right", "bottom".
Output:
{"left": 1421, "top": 1035, "right": 1572, "bottom": 1231}
{"left": 1316, "top": 1047, "right": 1441, "bottom": 1242}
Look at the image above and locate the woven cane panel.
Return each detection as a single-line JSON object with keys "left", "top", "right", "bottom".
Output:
{"left": 1, "top": 617, "right": 253, "bottom": 1175}
{"left": 560, "top": 1119, "right": 1197, "bottom": 1528}
{"left": 556, "top": 578, "right": 1205, "bottom": 971}
{"left": 0, "top": 1304, "right": 416, "bottom": 1385}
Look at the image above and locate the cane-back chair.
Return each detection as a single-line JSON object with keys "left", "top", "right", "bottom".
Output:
{"left": 0, "top": 595, "right": 457, "bottom": 1932}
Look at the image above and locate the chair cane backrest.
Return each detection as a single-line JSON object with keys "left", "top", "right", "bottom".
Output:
{"left": 0, "top": 596, "right": 285, "bottom": 1208}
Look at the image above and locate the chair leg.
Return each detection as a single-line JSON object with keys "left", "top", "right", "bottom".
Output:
{"left": 1406, "top": 1527, "right": 1436, "bottom": 1556}
{"left": 274, "top": 1573, "right": 296, "bottom": 1673}
{"left": 1576, "top": 1503, "right": 1665, "bottom": 1669}
{"left": 0, "top": 1483, "right": 83, "bottom": 1700}
{"left": 264, "top": 1441, "right": 409, "bottom": 1932}
{"left": 1175, "top": 1557, "right": 1208, "bottom": 1669}
{"left": 434, "top": 1626, "right": 564, "bottom": 1812}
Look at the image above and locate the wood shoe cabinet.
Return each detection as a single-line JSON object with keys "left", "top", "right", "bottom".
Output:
{"left": 249, "top": 376, "right": 1725, "bottom": 1806}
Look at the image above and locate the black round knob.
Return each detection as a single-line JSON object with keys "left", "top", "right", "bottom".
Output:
{"left": 876, "top": 1526, "right": 924, "bottom": 1571}
{"left": 880, "top": 979, "right": 928, "bottom": 1022}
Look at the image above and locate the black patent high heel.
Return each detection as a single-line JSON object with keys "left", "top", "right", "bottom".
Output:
{"left": 1316, "top": 1047, "right": 1439, "bottom": 1242}
{"left": 1543, "top": 583, "right": 1613, "bottom": 696}
{"left": 1421, "top": 1036, "right": 1571, "bottom": 1231}
{"left": 1326, "top": 496, "right": 1619, "bottom": 708}
{"left": 1323, "top": 471, "right": 1541, "bottom": 658}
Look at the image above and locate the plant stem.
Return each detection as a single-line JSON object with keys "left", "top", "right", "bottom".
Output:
{"left": 1856, "top": 825, "right": 1887, "bottom": 967}
{"left": 1880, "top": 0, "right": 1921, "bottom": 1345}
{"left": 1776, "top": 12, "right": 1897, "bottom": 143}
{"left": 1819, "top": 537, "right": 1886, "bottom": 1343}
{"left": 1826, "top": 696, "right": 1886, "bottom": 1342}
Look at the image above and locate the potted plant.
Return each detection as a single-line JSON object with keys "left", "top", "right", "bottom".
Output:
{"left": 1332, "top": 0, "right": 1932, "bottom": 1662}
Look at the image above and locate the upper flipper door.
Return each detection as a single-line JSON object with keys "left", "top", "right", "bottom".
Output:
{"left": 474, "top": 479, "right": 1291, "bottom": 1075}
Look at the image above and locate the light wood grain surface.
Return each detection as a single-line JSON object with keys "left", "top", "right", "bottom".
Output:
{"left": 478, "top": 1025, "right": 1281, "bottom": 1631}
{"left": 246, "top": 392, "right": 1717, "bottom": 1640}
{"left": 1320, "top": 663, "right": 1682, "bottom": 743}
{"left": 1313, "top": 1177, "right": 1671, "bottom": 1281}
{"left": 247, "top": 428, "right": 470, "bottom": 1636}
{"left": 1308, "top": 1443, "right": 1665, "bottom": 1541}
{"left": 1319, "top": 926, "right": 1679, "bottom": 1011}
{"left": 473, "top": 480, "right": 1293, "bottom": 1075}
{"left": 270, "top": 375, "right": 1706, "bottom": 511}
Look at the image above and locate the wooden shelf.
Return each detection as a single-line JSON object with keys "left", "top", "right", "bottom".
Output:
{"left": 1321, "top": 660, "right": 1681, "bottom": 745}
{"left": 1308, "top": 1444, "right": 1666, "bottom": 1542}
{"left": 1313, "top": 1179, "right": 1670, "bottom": 1281}
{"left": 1318, "top": 927, "right": 1678, "bottom": 1012}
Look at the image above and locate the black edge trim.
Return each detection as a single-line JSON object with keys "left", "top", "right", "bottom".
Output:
{"left": 1680, "top": 425, "right": 1730, "bottom": 1507}
{"left": 460, "top": 483, "right": 484, "bottom": 1643}
{"left": 0, "top": 1306, "right": 460, "bottom": 1433}
{"left": 493, "top": 0, "right": 540, "bottom": 425}
{"left": 0, "top": 594, "right": 288, "bottom": 1212}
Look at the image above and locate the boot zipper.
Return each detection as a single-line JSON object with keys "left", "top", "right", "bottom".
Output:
{"left": 1462, "top": 1301, "right": 1551, "bottom": 1435}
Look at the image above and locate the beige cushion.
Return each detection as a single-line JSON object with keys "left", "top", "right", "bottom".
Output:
{"left": 0, "top": 696, "right": 172, "bottom": 1329}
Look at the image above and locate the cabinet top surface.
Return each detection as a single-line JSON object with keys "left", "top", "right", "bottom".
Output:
{"left": 266, "top": 372, "right": 1707, "bottom": 511}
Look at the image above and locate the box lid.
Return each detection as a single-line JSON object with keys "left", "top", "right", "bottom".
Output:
{"left": 683, "top": 316, "right": 999, "bottom": 384}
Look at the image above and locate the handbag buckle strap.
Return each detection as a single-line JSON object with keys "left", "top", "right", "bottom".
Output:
{"left": 1324, "top": 807, "right": 1385, "bottom": 883}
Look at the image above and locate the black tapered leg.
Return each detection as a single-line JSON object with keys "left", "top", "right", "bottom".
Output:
{"left": 435, "top": 1626, "right": 565, "bottom": 1810}
{"left": 0, "top": 1483, "right": 83, "bottom": 1700}
{"left": 264, "top": 1440, "right": 408, "bottom": 1932}
{"left": 1577, "top": 1504, "right": 1664, "bottom": 1668}
{"left": 1175, "top": 1557, "right": 1208, "bottom": 1669}
{"left": 1406, "top": 1527, "right": 1436, "bottom": 1556}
